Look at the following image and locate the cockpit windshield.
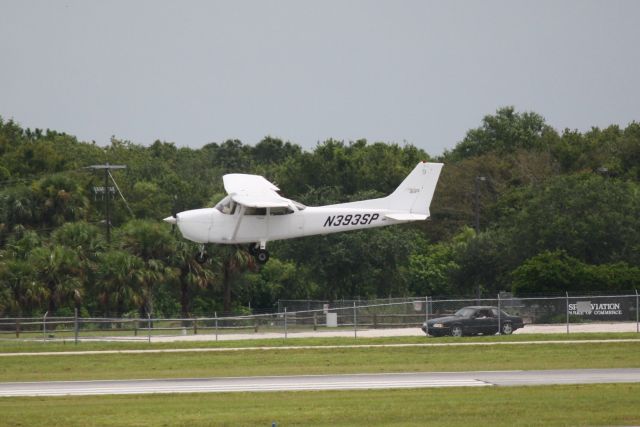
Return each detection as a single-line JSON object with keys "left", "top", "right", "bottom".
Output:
{"left": 215, "top": 196, "right": 236, "bottom": 215}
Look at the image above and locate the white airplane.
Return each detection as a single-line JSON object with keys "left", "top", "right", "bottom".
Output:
{"left": 164, "top": 161, "right": 443, "bottom": 263}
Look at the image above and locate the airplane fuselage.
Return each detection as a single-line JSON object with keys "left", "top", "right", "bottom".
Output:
{"left": 175, "top": 205, "right": 405, "bottom": 245}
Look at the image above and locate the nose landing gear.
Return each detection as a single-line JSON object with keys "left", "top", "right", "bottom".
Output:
{"left": 196, "top": 245, "right": 208, "bottom": 264}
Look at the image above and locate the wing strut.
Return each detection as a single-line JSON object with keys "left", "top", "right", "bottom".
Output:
{"left": 228, "top": 205, "right": 246, "bottom": 241}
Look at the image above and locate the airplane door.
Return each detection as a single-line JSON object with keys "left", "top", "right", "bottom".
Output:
{"left": 266, "top": 207, "right": 302, "bottom": 240}
{"left": 239, "top": 207, "right": 268, "bottom": 242}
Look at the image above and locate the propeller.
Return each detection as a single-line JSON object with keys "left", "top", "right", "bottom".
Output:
{"left": 164, "top": 194, "right": 178, "bottom": 231}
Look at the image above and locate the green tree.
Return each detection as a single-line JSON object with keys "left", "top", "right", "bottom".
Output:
{"left": 496, "top": 173, "right": 640, "bottom": 266}
{"left": 28, "top": 245, "right": 83, "bottom": 314}
{"left": 0, "top": 258, "right": 47, "bottom": 316}
{"left": 211, "top": 245, "right": 256, "bottom": 313}
{"left": 446, "top": 106, "right": 555, "bottom": 161}
{"left": 94, "top": 250, "right": 143, "bottom": 316}
{"left": 118, "top": 220, "right": 176, "bottom": 316}
{"left": 170, "top": 240, "right": 216, "bottom": 318}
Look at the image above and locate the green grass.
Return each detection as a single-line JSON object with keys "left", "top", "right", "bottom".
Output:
{"left": 1, "top": 384, "right": 639, "bottom": 426}
{"left": 1, "top": 334, "right": 638, "bottom": 426}
{"left": 0, "top": 340, "right": 638, "bottom": 382}
{"left": 0, "top": 331, "right": 638, "bottom": 353}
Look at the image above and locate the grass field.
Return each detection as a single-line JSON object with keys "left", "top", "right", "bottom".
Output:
{"left": 1, "top": 331, "right": 639, "bottom": 352}
{"left": 1, "top": 384, "right": 639, "bottom": 426}
{"left": 0, "top": 336, "right": 638, "bottom": 382}
{"left": 1, "top": 333, "right": 639, "bottom": 426}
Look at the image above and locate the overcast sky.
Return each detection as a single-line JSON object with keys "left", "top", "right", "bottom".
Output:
{"left": 1, "top": 1, "right": 639, "bottom": 156}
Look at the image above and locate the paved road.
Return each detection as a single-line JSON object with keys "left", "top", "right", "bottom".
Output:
{"left": 1, "top": 369, "right": 639, "bottom": 397}
{"left": 145, "top": 322, "right": 639, "bottom": 342}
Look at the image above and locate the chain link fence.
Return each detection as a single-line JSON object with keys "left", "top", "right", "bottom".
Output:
{"left": 1, "top": 292, "right": 638, "bottom": 343}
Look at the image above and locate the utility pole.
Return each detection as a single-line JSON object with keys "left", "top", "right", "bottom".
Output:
{"left": 474, "top": 176, "right": 486, "bottom": 233}
{"left": 474, "top": 176, "right": 486, "bottom": 304}
{"left": 85, "top": 163, "right": 126, "bottom": 243}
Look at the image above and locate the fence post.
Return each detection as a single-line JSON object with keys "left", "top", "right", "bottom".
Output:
{"left": 497, "top": 293, "right": 501, "bottom": 335}
{"left": 43, "top": 311, "right": 48, "bottom": 343}
{"left": 193, "top": 318, "right": 198, "bottom": 335}
{"left": 566, "top": 292, "right": 569, "bottom": 334}
{"left": 74, "top": 308, "right": 79, "bottom": 344}
{"left": 147, "top": 313, "right": 151, "bottom": 343}
{"left": 636, "top": 289, "right": 639, "bottom": 334}
{"left": 284, "top": 308, "right": 288, "bottom": 339}
{"left": 313, "top": 312, "right": 317, "bottom": 331}
{"left": 15, "top": 318, "right": 20, "bottom": 339}
{"left": 425, "top": 296, "right": 429, "bottom": 336}
{"left": 353, "top": 302, "right": 357, "bottom": 339}
{"left": 215, "top": 312, "right": 218, "bottom": 342}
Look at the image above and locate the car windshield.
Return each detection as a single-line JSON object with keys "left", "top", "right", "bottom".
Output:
{"left": 454, "top": 308, "right": 476, "bottom": 318}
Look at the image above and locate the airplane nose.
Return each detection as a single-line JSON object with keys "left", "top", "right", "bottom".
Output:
{"left": 163, "top": 216, "right": 177, "bottom": 225}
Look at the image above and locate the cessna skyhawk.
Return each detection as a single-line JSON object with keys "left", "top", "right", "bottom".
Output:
{"left": 164, "top": 161, "right": 443, "bottom": 264}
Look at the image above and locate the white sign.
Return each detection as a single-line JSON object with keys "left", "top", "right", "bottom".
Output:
{"left": 569, "top": 302, "right": 622, "bottom": 316}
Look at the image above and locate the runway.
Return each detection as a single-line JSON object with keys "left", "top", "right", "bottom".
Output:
{"left": 1, "top": 369, "right": 639, "bottom": 397}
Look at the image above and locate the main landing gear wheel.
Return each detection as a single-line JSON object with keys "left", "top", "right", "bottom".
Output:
{"left": 255, "top": 249, "right": 270, "bottom": 264}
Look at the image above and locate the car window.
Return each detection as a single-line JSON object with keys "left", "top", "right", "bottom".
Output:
{"left": 490, "top": 308, "right": 511, "bottom": 317}
{"left": 455, "top": 308, "right": 475, "bottom": 317}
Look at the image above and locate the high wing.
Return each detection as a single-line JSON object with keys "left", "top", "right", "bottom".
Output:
{"left": 223, "top": 173, "right": 291, "bottom": 208}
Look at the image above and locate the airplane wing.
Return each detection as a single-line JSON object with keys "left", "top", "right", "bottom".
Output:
{"left": 223, "top": 173, "right": 290, "bottom": 208}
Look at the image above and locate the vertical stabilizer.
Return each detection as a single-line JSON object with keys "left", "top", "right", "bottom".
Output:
{"left": 387, "top": 162, "right": 443, "bottom": 216}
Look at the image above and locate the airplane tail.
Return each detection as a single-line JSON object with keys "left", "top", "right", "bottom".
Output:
{"left": 386, "top": 161, "right": 444, "bottom": 217}
{"left": 328, "top": 162, "right": 443, "bottom": 218}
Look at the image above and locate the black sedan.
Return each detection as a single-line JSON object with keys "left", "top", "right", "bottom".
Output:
{"left": 422, "top": 306, "right": 524, "bottom": 337}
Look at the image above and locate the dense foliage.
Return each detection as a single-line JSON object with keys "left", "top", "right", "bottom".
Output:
{"left": 1, "top": 106, "right": 639, "bottom": 317}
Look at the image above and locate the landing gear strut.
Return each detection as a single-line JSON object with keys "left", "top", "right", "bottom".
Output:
{"left": 249, "top": 242, "right": 270, "bottom": 264}
{"left": 196, "top": 245, "right": 208, "bottom": 264}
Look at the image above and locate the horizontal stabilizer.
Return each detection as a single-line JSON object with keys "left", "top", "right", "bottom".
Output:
{"left": 384, "top": 213, "right": 428, "bottom": 221}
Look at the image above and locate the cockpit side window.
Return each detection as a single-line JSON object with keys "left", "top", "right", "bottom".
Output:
{"left": 244, "top": 207, "right": 267, "bottom": 216}
{"left": 270, "top": 207, "right": 294, "bottom": 215}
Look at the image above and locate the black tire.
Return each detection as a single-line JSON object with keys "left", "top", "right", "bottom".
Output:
{"left": 196, "top": 252, "right": 208, "bottom": 264}
{"left": 501, "top": 322, "right": 513, "bottom": 335}
{"left": 451, "top": 325, "right": 463, "bottom": 337}
{"left": 256, "top": 249, "right": 269, "bottom": 264}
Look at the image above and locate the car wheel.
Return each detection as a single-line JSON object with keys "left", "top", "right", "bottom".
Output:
{"left": 451, "top": 325, "right": 463, "bottom": 337}
{"left": 501, "top": 322, "right": 513, "bottom": 335}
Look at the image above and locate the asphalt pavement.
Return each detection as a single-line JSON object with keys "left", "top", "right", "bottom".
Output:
{"left": 1, "top": 369, "right": 639, "bottom": 397}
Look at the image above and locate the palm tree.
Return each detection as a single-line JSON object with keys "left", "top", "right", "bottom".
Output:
{"left": 170, "top": 239, "right": 216, "bottom": 318}
{"left": 118, "top": 220, "right": 175, "bottom": 316}
{"left": 213, "top": 245, "right": 256, "bottom": 314}
{"left": 0, "top": 258, "right": 47, "bottom": 316}
{"left": 28, "top": 245, "right": 83, "bottom": 315}
{"left": 32, "top": 174, "right": 90, "bottom": 227}
{"left": 52, "top": 222, "right": 105, "bottom": 311}
{"left": 95, "top": 250, "right": 143, "bottom": 316}
{"left": 52, "top": 222, "right": 105, "bottom": 260}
